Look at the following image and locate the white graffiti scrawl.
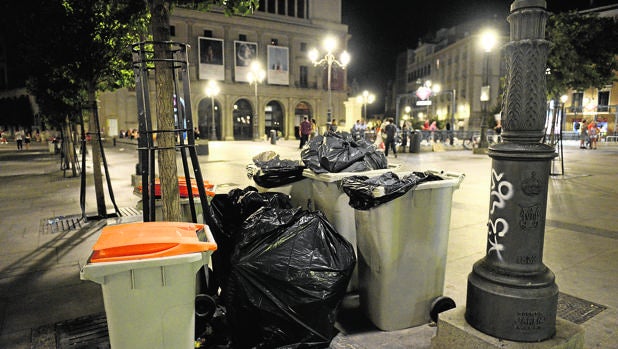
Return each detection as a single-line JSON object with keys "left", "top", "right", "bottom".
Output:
{"left": 488, "top": 169, "right": 514, "bottom": 261}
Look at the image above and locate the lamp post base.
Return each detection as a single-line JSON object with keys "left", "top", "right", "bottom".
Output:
{"left": 466, "top": 260, "right": 558, "bottom": 342}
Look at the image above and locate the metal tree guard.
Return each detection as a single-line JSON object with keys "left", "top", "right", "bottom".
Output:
{"left": 131, "top": 41, "right": 210, "bottom": 224}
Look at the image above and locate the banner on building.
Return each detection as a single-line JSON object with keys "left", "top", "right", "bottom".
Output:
{"left": 198, "top": 37, "right": 224, "bottom": 81}
{"left": 234, "top": 41, "right": 258, "bottom": 83}
{"left": 267, "top": 45, "right": 289, "bottom": 86}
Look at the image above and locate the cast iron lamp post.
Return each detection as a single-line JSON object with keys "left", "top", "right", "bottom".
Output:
{"left": 205, "top": 80, "right": 220, "bottom": 141}
{"left": 465, "top": 0, "right": 559, "bottom": 342}
{"left": 475, "top": 29, "right": 497, "bottom": 154}
{"left": 309, "top": 36, "right": 350, "bottom": 121}
{"left": 356, "top": 90, "right": 375, "bottom": 121}
{"left": 247, "top": 61, "right": 265, "bottom": 141}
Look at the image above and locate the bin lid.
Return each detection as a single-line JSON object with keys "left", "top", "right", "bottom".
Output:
{"left": 89, "top": 222, "right": 217, "bottom": 263}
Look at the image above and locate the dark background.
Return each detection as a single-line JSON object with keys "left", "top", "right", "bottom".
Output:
{"left": 341, "top": 0, "right": 616, "bottom": 114}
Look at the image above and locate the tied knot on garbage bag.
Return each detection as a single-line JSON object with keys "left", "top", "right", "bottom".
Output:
{"left": 247, "top": 151, "right": 306, "bottom": 188}
{"left": 301, "top": 131, "right": 388, "bottom": 174}
{"left": 341, "top": 171, "right": 444, "bottom": 210}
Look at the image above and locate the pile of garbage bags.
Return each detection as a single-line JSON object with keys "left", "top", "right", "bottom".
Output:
{"left": 301, "top": 131, "right": 387, "bottom": 174}
{"left": 200, "top": 187, "right": 356, "bottom": 348}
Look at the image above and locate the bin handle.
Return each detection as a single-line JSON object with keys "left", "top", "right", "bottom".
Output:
{"left": 427, "top": 169, "right": 465, "bottom": 188}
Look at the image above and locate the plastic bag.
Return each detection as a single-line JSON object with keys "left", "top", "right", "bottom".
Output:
{"left": 206, "top": 187, "right": 293, "bottom": 299}
{"left": 248, "top": 152, "right": 306, "bottom": 188}
{"left": 226, "top": 207, "right": 356, "bottom": 349}
{"left": 301, "top": 131, "right": 387, "bottom": 174}
{"left": 341, "top": 171, "right": 443, "bottom": 210}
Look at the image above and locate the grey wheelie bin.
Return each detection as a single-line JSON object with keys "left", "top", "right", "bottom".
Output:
{"left": 351, "top": 170, "right": 464, "bottom": 330}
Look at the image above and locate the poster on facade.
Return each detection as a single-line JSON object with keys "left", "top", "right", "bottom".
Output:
{"left": 234, "top": 41, "right": 258, "bottom": 83}
{"left": 267, "top": 45, "right": 289, "bottom": 85}
{"left": 198, "top": 37, "right": 224, "bottom": 81}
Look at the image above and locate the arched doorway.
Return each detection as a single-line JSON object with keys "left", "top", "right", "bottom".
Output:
{"left": 198, "top": 98, "right": 221, "bottom": 140}
{"left": 233, "top": 99, "right": 253, "bottom": 140}
{"left": 265, "top": 101, "right": 284, "bottom": 138}
{"left": 294, "top": 101, "right": 312, "bottom": 140}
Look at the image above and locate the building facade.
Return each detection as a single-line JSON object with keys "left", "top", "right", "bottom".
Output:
{"left": 560, "top": 4, "right": 618, "bottom": 135}
{"left": 99, "top": 0, "right": 350, "bottom": 141}
{"left": 390, "top": 19, "right": 508, "bottom": 131}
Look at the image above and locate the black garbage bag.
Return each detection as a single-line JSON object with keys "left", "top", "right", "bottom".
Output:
{"left": 300, "top": 134, "right": 325, "bottom": 173}
{"left": 206, "top": 187, "right": 293, "bottom": 300}
{"left": 301, "top": 131, "right": 386, "bottom": 174}
{"left": 341, "top": 171, "right": 444, "bottom": 210}
{"left": 226, "top": 207, "right": 356, "bottom": 349}
{"left": 248, "top": 152, "right": 306, "bottom": 188}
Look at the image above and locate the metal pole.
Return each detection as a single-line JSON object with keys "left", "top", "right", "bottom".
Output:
{"left": 210, "top": 97, "right": 216, "bottom": 140}
{"left": 466, "top": 1, "right": 558, "bottom": 341}
{"left": 327, "top": 57, "right": 332, "bottom": 120}
{"left": 477, "top": 51, "right": 490, "bottom": 151}
{"left": 253, "top": 82, "right": 259, "bottom": 140}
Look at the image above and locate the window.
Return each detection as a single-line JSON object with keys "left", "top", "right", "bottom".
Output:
{"left": 288, "top": 0, "right": 295, "bottom": 16}
{"left": 203, "top": 30, "right": 212, "bottom": 37}
{"left": 170, "top": 25, "right": 176, "bottom": 36}
{"left": 300, "top": 65, "right": 308, "bottom": 88}
{"left": 239, "top": 34, "right": 247, "bottom": 41}
{"left": 258, "top": 0, "right": 265, "bottom": 11}
{"left": 267, "top": 0, "right": 275, "bottom": 13}
{"left": 300, "top": 42, "right": 307, "bottom": 52}
{"left": 278, "top": 0, "right": 285, "bottom": 15}
{"left": 271, "top": 38, "right": 278, "bottom": 45}
{"left": 297, "top": 0, "right": 305, "bottom": 18}
{"left": 571, "top": 92, "right": 583, "bottom": 113}
{"left": 598, "top": 91, "right": 609, "bottom": 112}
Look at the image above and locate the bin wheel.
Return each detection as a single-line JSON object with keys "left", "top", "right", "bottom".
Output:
{"left": 195, "top": 294, "right": 217, "bottom": 321}
{"left": 430, "top": 296, "right": 456, "bottom": 323}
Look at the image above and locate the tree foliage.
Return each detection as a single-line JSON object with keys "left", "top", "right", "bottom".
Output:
{"left": 546, "top": 11, "right": 618, "bottom": 98}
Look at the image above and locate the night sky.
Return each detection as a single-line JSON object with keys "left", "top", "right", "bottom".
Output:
{"left": 341, "top": 0, "right": 615, "bottom": 113}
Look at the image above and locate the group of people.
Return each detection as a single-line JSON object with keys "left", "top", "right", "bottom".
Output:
{"left": 576, "top": 119, "right": 601, "bottom": 150}
{"left": 2, "top": 129, "right": 35, "bottom": 150}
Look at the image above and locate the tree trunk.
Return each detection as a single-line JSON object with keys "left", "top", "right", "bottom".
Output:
{"left": 64, "top": 116, "right": 77, "bottom": 177}
{"left": 150, "top": 0, "right": 181, "bottom": 222}
{"left": 87, "top": 86, "right": 107, "bottom": 217}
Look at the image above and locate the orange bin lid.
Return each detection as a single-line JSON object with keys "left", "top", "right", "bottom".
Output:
{"left": 89, "top": 222, "right": 217, "bottom": 263}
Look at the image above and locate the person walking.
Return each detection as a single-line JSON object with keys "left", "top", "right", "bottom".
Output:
{"left": 579, "top": 120, "right": 587, "bottom": 149}
{"left": 383, "top": 117, "right": 398, "bottom": 158}
{"left": 588, "top": 121, "right": 599, "bottom": 150}
{"left": 298, "top": 116, "right": 312, "bottom": 148}
{"left": 15, "top": 130, "right": 23, "bottom": 150}
{"left": 24, "top": 132, "right": 31, "bottom": 150}
{"left": 310, "top": 118, "right": 317, "bottom": 140}
{"left": 494, "top": 122, "right": 503, "bottom": 143}
{"left": 328, "top": 119, "right": 338, "bottom": 133}
{"left": 400, "top": 122, "right": 409, "bottom": 152}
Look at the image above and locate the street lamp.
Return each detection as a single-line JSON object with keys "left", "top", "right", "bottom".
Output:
{"left": 309, "top": 36, "right": 350, "bottom": 120}
{"left": 356, "top": 90, "right": 375, "bottom": 121}
{"left": 476, "top": 29, "right": 497, "bottom": 153}
{"left": 247, "top": 61, "right": 265, "bottom": 141}
{"left": 205, "top": 80, "right": 220, "bottom": 141}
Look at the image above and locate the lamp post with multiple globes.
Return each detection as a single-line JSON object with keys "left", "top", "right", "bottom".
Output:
{"left": 356, "top": 90, "right": 375, "bottom": 121}
{"left": 309, "top": 36, "right": 350, "bottom": 121}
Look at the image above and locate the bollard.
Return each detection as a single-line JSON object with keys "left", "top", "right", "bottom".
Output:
{"left": 270, "top": 129, "right": 277, "bottom": 145}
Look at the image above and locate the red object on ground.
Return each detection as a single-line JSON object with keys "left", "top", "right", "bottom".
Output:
{"left": 136, "top": 176, "right": 215, "bottom": 198}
